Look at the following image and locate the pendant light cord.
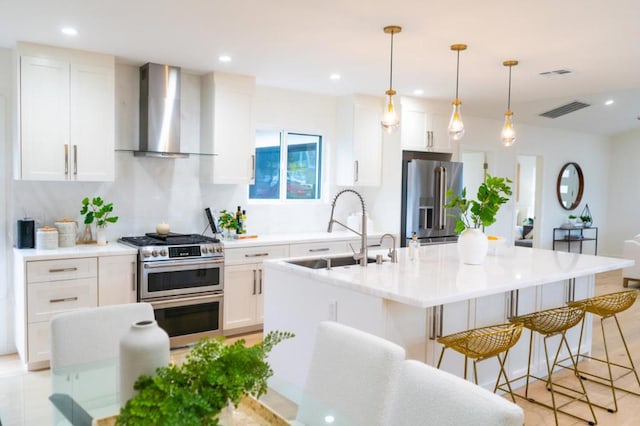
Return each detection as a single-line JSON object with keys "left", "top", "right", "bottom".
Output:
{"left": 507, "top": 65, "right": 512, "bottom": 111}
{"left": 388, "top": 31, "right": 395, "bottom": 91}
{"left": 455, "top": 49, "right": 460, "bottom": 100}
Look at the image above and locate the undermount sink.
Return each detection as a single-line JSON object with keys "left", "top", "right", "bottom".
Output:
{"left": 286, "top": 255, "right": 377, "bottom": 269}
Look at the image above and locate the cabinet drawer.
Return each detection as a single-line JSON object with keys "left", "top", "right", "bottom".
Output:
{"left": 27, "top": 322, "right": 51, "bottom": 364}
{"left": 27, "top": 257, "right": 97, "bottom": 283}
{"left": 289, "top": 241, "right": 348, "bottom": 257}
{"left": 27, "top": 278, "right": 98, "bottom": 323}
{"left": 225, "top": 245, "right": 289, "bottom": 265}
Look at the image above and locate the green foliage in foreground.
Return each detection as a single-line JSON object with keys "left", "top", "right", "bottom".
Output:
{"left": 116, "top": 330, "right": 294, "bottom": 426}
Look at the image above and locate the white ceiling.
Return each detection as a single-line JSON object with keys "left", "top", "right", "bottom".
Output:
{"left": 1, "top": 0, "right": 639, "bottom": 136}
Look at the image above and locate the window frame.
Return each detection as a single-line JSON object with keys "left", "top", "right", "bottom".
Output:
{"left": 249, "top": 127, "right": 326, "bottom": 204}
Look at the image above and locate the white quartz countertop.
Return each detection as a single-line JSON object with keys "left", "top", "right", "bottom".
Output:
{"left": 13, "top": 242, "right": 137, "bottom": 261}
{"left": 265, "top": 244, "right": 634, "bottom": 308}
{"left": 222, "top": 231, "right": 394, "bottom": 248}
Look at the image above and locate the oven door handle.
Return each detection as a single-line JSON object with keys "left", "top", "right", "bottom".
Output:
{"left": 143, "top": 259, "right": 224, "bottom": 269}
{"left": 149, "top": 294, "right": 223, "bottom": 308}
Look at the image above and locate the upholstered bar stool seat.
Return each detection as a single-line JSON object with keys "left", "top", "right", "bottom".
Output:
{"left": 499, "top": 305, "right": 597, "bottom": 426}
{"left": 568, "top": 289, "right": 640, "bottom": 413}
{"left": 437, "top": 323, "right": 523, "bottom": 401}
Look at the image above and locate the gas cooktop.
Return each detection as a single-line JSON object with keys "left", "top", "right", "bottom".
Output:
{"left": 119, "top": 233, "right": 220, "bottom": 247}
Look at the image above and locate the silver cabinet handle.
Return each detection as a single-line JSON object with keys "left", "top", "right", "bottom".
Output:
{"left": 64, "top": 144, "right": 69, "bottom": 175}
{"left": 50, "top": 296, "right": 78, "bottom": 304}
{"left": 438, "top": 304, "right": 444, "bottom": 338}
{"left": 73, "top": 145, "right": 78, "bottom": 175}
{"left": 354, "top": 160, "right": 359, "bottom": 183}
{"left": 309, "top": 247, "right": 330, "bottom": 253}
{"left": 429, "top": 306, "right": 437, "bottom": 340}
{"left": 258, "top": 269, "right": 263, "bottom": 294}
{"left": 252, "top": 269, "right": 257, "bottom": 295}
{"left": 49, "top": 267, "right": 78, "bottom": 273}
{"left": 131, "top": 261, "right": 136, "bottom": 291}
{"left": 245, "top": 253, "right": 269, "bottom": 258}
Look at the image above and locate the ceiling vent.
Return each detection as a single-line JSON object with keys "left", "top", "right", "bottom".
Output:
{"left": 539, "top": 101, "right": 591, "bottom": 119}
{"left": 539, "top": 69, "right": 573, "bottom": 77}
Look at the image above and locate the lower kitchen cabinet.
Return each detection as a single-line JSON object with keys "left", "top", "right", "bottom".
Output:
{"left": 98, "top": 254, "right": 137, "bottom": 305}
{"left": 14, "top": 248, "right": 137, "bottom": 370}
{"left": 223, "top": 264, "right": 264, "bottom": 333}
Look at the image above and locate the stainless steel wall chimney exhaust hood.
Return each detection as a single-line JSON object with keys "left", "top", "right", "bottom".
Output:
{"left": 135, "top": 63, "right": 188, "bottom": 158}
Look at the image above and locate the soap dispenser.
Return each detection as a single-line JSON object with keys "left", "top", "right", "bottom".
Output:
{"left": 409, "top": 232, "right": 419, "bottom": 261}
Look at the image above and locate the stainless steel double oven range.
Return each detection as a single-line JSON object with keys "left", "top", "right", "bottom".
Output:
{"left": 119, "top": 233, "right": 224, "bottom": 347}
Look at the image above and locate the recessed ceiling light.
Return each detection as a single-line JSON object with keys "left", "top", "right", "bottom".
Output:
{"left": 218, "top": 55, "right": 231, "bottom": 63}
{"left": 329, "top": 73, "right": 341, "bottom": 80}
{"left": 604, "top": 99, "right": 614, "bottom": 106}
{"left": 61, "top": 27, "right": 78, "bottom": 36}
{"left": 413, "top": 89, "right": 424, "bottom": 96}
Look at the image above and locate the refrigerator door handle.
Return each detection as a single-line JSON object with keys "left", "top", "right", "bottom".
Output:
{"left": 436, "top": 166, "right": 447, "bottom": 230}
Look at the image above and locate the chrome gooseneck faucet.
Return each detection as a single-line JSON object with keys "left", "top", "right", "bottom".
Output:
{"left": 327, "top": 189, "right": 368, "bottom": 266}
{"left": 379, "top": 233, "right": 398, "bottom": 263}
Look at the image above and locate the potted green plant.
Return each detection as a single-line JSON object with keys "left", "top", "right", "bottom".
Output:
{"left": 80, "top": 197, "right": 118, "bottom": 245}
{"left": 117, "top": 330, "right": 294, "bottom": 425}
{"left": 445, "top": 174, "right": 512, "bottom": 264}
{"left": 218, "top": 209, "right": 239, "bottom": 240}
{"left": 580, "top": 215, "right": 592, "bottom": 227}
{"left": 568, "top": 214, "right": 578, "bottom": 225}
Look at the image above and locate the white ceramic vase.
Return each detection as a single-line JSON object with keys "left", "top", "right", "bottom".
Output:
{"left": 457, "top": 228, "right": 488, "bottom": 265}
{"left": 96, "top": 225, "right": 107, "bottom": 246}
{"left": 119, "top": 320, "right": 170, "bottom": 407}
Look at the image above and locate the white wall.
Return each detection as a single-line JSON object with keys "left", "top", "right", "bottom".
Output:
{"left": 0, "top": 47, "right": 12, "bottom": 354}
{"left": 607, "top": 128, "right": 640, "bottom": 256}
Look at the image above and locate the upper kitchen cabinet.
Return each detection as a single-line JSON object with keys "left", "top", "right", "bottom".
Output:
{"left": 336, "top": 95, "right": 383, "bottom": 186}
{"left": 200, "top": 72, "right": 256, "bottom": 184}
{"left": 400, "top": 97, "right": 451, "bottom": 153}
{"left": 16, "top": 42, "right": 115, "bottom": 181}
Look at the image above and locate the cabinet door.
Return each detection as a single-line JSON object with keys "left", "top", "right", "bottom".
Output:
{"left": 401, "top": 108, "right": 430, "bottom": 149}
{"left": 98, "top": 255, "right": 137, "bottom": 306}
{"left": 212, "top": 89, "right": 255, "bottom": 184}
{"left": 223, "top": 264, "right": 259, "bottom": 331}
{"left": 19, "top": 55, "right": 70, "bottom": 180}
{"left": 351, "top": 102, "right": 382, "bottom": 186}
{"left": 70, "top": 62, "right": 115, "bottom": 181}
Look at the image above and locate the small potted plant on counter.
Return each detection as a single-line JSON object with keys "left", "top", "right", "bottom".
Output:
{"left": 218, "top": 209, "right": 239, "bottom": 240}
{"left": 80, "top": 196, "right": 118, "bottom": 245}
{"left": 445, "top": 174, "right": 512, "bottom": 265}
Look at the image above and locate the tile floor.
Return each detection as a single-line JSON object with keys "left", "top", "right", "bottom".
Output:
{"left": 1, "top": 270, "right": 639, "bottom": 425}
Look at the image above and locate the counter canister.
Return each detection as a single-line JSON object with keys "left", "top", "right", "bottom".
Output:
{"left": 36, "top": 226, "right": 59, "bottom": 250}
{"left": 54, "top": 218, "right": 78, "bottom": 248}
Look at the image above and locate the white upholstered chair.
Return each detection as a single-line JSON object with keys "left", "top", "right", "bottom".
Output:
{"left": 295, "top": 321, "right": 406, "bottom": 426}
{"left": 623, "top": 235, "right": 640, "bottom": 287}
{"left": 385, "top": 359, "right": 524, "bottom": 426}
{"left": 50, "top": 302, "right": 155, "bottom": 369}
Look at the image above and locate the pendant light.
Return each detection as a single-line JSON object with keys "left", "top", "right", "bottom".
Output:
{"left": 501, "top": 60, "right": 518, "bottom": 146}
{"left": 381, "top": 25, "right": 402, "bottom": 133}
{"left": 448, "top": 44, "right": 467, "bottom": 141}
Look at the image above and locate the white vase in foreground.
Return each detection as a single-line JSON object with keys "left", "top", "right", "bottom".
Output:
{"left": 119, "top": 320, "right": 170, "bottom": 407}
{"left": 457, "top": 228, "right": 488, "bottom": 265}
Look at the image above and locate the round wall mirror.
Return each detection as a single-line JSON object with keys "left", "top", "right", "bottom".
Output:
{"left": 556, "top": 162, "right": 584, "bottom": 210}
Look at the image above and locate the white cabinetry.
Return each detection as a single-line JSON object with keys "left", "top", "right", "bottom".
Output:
{"left": 289, "top": 241, "right": 348, "bottom": 257}
{"left": 336, "top": 95, "right": 383, "bottom": 186}
{"left": 200, "top": 72, "right": 256, "bottom": 184}
{"left": 16, "top": 42, "right": 115, "bottom": 181}
{"left": 16, "top": 257, "right": 98, "bottom": 370}
{"left": 400, "top": 97, "right": 451, "bottom": 153}
{"left": 223, "top": 245, "right": 289, "bottom": 334}
{"left": 98, "top": 255, "right": 137, "bottom": 305}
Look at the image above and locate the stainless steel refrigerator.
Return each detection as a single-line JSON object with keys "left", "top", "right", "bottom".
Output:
{"left": 401, "top": 154, "right": 463, "bottom": 246}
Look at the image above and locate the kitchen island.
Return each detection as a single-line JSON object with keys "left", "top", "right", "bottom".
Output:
{"left": 263, "top": 244, "right": 632, "bottom": 394}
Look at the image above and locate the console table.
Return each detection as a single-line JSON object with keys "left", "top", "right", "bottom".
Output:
{"left": 552, "top": 226, "right": 598, "bottom": 254}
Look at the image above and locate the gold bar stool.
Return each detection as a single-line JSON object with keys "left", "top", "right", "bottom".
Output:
{"left": 437, "top": 323, "right": 523, "bottom": 401}
{"left": 498, "top": 305, "right": 597, "bottom": 426}
{"left": 568, "top": 289, "right": 640, "bottom": 413}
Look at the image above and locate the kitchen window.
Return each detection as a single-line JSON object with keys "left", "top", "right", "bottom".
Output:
{"left": 249, "top": 130, "right": 322, "bottom": 200}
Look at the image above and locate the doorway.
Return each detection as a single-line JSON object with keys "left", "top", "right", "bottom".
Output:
{"left": 515, "top": 155, "right": 540, "bottom": 247}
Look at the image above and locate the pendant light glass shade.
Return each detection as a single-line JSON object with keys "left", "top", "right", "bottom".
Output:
{"left": 381, "top": 26, "right": 402, "bottom": 132}
{"left": 448, "top": 44, "right": 467, "bottom": 141}
{"left": 501, "top": 60, "right": 518, "bottom": 146}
